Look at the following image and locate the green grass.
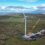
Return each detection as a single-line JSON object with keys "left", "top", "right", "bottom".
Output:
{"left": 0, "top": 14, "right": 45, "bottom": 45}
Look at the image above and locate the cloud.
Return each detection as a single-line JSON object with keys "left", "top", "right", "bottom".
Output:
{"left": 40, "top": 4, "right": 45, "bottom": 7}
{"left": 18, "top": 0, "right": 38, "bottom": 2}
{"left": 37, "top": 4, "right": 45, "bottom": 8}
{"left": 32, "top": 6, "right": 38, "bottom": 10}
{"left": 1, "top": 6, "right": 6, "bottom": 10}
{"left": 31, "top": 4, "right": 45, "bottom": 14}
{"left": 0, "top": 4, "right": 45, "bottom": 14}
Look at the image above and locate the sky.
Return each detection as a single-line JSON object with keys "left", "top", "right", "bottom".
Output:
{"left": 0, "top": 0, "right": 45, "bottom": 7}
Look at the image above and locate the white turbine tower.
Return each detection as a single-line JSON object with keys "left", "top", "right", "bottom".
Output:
{"left": 23, "top": 13, "right": 27, "bottom": 37}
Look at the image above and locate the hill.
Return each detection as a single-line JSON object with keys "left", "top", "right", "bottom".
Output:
{"left": 0, "top": 14, "right": 45, "bottom": 45}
